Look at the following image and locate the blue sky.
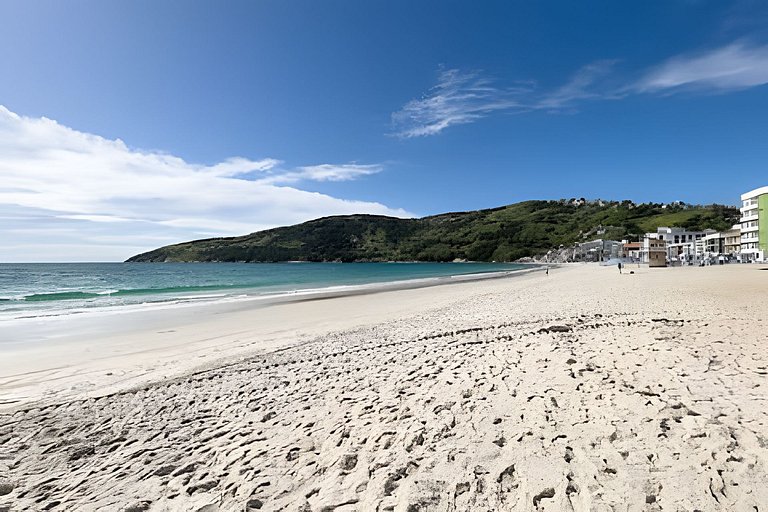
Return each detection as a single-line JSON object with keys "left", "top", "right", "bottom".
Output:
{"left": 1, "top": 1, "right": 768, "bottom": 261}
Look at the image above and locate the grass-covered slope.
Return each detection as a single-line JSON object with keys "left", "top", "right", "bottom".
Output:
{"left": 126, "top": 200, "right": 739, "bottom": 263}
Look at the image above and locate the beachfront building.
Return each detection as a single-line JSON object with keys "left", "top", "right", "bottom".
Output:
{"left": 643, "top": 227, "right": 715, "bottom": 265}
{"left": 724, "top": 226, "right": 741, "bottom": 257}
{"left": 640, "top": 235, "right": 655, "bottom": 264}
{"left": 652, "top": 226, "right": 713, "bottom": 246}
{"left": 646, "top": 237, "right": 667, "bottom": 267}
{"left": 573, "top": 239, "right": 623, "bottom": 262}
{"left": 740, "top": 186, "right": 768, "bottom": 262}
{"left": 640, "top": 234, "right": 665, "bottom": 266}
{"left": 700, "top": 226, "right": 742, "bottom": 263}
{"left": 696, "top": 236, "right": 708, "bottom": 257}
{"left": 621, "top": 241, "right": 642, "bottom": 261}
{"left": 703, "top": 231, "right": 722, "bottom": 257}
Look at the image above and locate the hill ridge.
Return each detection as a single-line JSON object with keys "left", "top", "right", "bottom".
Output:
{"left": 126, "top": 199, "right": 739, "bottom": 263}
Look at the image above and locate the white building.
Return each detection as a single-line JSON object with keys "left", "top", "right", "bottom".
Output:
{"left": 700, "top": 226, "right": 741, "bottom": 263}
{"left": 652, "top": 226, "right": 715, "bottom": 246}
{"left": 740, "top": 186, "right": 767, "bottom": 263}
{"left": 573, "top": 239, "right": 623, "bottom": 262}
{"left": 641, "top": 236, "right": 667, "bottom": 267}
{"left": 724, "top": 225, "right": 741, "bottom": 256}
{"left": 643, "top": 227, "right": 715, "bottom": 265}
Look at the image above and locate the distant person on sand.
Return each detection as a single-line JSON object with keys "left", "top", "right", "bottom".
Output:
{"left": 546, "top": 266, "right": 549, "bottom": 276}
{"left": 618, "top": 262, "right": 622, "bottom": 274}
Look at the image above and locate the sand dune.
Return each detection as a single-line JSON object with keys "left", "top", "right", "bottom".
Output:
{"left": 1, "top": 264, "right": 767, "bottom": 511}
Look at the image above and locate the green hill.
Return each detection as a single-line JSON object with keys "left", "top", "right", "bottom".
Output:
{"left": 126, "top": 200, "right": 739, "bottom": 263}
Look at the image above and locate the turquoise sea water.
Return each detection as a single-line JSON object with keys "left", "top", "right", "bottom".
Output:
{"left": 0, "top": 262, "right": 530, "bottom": 320}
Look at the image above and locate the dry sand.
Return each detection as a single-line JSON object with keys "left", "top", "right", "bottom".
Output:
{"left": 1, "top": 263, "right": 768, "bottom": 511}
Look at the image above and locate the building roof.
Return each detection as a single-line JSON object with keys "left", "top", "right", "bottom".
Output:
{"left": 741, "top": 186, "right": 768, "bottom": 201}
{"left": 655, "top": 226, "right": 715, "bottom": 235}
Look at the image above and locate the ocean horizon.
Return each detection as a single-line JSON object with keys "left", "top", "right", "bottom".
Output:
{"left": 0, "top": 261, "right": 532, "bottom": 322}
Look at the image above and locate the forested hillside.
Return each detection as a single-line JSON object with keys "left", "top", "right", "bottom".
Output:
{"left": 127, "top": 200, "right": 739, "bottom": 263}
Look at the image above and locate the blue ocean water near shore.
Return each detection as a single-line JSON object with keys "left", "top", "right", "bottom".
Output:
{"left": 0, "top": 262, "right": 530, "bottom": 321}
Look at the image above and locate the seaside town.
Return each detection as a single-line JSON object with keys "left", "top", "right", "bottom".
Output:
{"left": 553, "top": 185, "right": 767, "bottom": 266}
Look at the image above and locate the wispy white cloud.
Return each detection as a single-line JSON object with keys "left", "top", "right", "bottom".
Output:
{"left": 57, "top": 214, "right": 135, "bottom": 223}
{"left": 634, "top": 41, "right": 768, "bottom": 92}
{"left": 0, "top": 106, "right": 412, "bottom": 262}
{"left": 537, "top": 60, "right": 620, "bottom": 109}
{"left": 394, "top": 41, "right": 768, "bottom": 137}
{"left": 256, "top": 163, "right": 383, "bottom": 185}
{"left": 296, "top": 163, "right": 383, "bottom": 182}
{"left": 390, "top": 65, "right": 621, "bottom": 137}
{"left": 203, "top": 157, "right": 282, "bottom": 177}
{"left": 391, "top": 68, "right": 531, "bottom": 138}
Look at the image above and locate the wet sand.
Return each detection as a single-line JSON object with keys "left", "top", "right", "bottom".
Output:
{"left": 1, "top": 264, "right": 767, "bottom": 511}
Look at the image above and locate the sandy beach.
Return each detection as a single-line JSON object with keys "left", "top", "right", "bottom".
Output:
{"left": 2, "top": 263, "right": 768, "bottom": 511}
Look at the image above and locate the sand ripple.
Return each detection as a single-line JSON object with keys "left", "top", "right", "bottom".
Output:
{"left": 3, "top": 309, "right": 768, "bottom": 511}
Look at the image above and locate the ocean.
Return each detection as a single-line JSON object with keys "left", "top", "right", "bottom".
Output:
{"left": 0, "top": 262, "right": 531, "bottom": 322}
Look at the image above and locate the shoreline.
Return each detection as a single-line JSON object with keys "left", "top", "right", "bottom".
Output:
{"left": 0, "top": 264, "right": 545, "bottom": 410}
{"left": 0, "top": 263, "right": 539, "bottom": 324}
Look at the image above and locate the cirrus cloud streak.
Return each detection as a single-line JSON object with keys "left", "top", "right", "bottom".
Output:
{"left": 634, "top": 42, "right": 768, "bottom": 92}
{"left": 392, "top": 41, "right": 768, "bottom": 137}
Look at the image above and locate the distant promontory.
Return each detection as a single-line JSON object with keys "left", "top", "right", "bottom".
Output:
{"left": 126, "top": 200, "right": 739, "bottom": 263}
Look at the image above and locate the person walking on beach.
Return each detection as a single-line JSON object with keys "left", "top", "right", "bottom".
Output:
{"left": 545, "top": 266, "right": 549, "bottom": 276}
{"left": 618, "top": 262, "right": 623, "bottom": 274}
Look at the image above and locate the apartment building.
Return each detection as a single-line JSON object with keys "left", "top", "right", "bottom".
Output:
{"left": 740, "top": 186, "right": 768, "bottom": 262}
{"left": 644, "top": 226, "right": 715, "bottom": 265}
{"left": 699, "top": 226, "right": 741, "bottom": 263}
{"left": 644, "top": 237, "right": 667, "bottom": 267}
{"left": 723, "top": 225, "right": 742, "bottom": 256}
{"left": 573, "top": 239, "right": 623, "bottom": 262}
{"left": 621, "top": 241, "right": 642, "bottom": 261}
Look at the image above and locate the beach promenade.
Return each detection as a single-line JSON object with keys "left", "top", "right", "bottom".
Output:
{"left": 1, "top": 264, "right": 767, "bottom": 511}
